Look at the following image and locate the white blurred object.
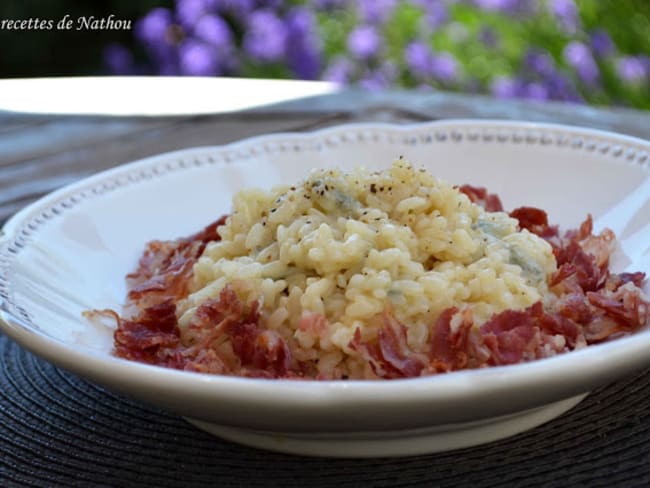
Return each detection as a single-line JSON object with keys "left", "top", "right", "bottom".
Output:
{"left": 0, "top": 76, "right": 339, "bottom": 115}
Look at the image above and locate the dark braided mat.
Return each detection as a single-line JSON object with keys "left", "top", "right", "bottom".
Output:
{"left": 2, "top": 333, "right": 650, "bottom": 488}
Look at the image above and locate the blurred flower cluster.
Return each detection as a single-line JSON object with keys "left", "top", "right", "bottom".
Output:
{"left": 104, "top": 0, "right": 650, "bottom": 108}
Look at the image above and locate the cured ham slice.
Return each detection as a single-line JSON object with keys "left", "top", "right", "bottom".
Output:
{"left": 96, "top": 185, "right": 649, "bottom": 380}
{"left": 458, "top": 184, "right": 504, "bottom": 212}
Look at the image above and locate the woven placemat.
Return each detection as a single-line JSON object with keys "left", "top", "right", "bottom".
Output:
{"left": 2, "top": 333, "right": 650, "bottom": 488}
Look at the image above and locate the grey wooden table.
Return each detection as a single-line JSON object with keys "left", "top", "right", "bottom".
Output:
{"left": 2, "top": 88, "right": 650, "bottom": 487}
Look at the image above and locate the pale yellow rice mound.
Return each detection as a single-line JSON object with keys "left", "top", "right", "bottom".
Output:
{"left": 176, "top": 159, "right": 557, "bottom": 379}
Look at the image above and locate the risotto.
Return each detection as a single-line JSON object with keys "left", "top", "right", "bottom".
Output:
{"left": 97, "top": 160, "right": 650, "bottom": 379}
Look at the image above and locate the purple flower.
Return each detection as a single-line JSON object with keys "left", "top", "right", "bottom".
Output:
{"left": 347, "top": 25, "right": 381, "bottom": 60}
{"left": 546, "top": 72, "right": 582, "bottom": 102}
{"left": 491, "top": 77, "right": 521, "bottom": 98}
{"left": 158, "top": 60, "right": 181, "bottom": 76}
{"left": 359, "top": 77, "right": 384, "bottom": 90}
{"left": 359, "top": 68, "right": 392, "bottom": 90}
{"left": 431, "top": 53, "right": 457, "bottom": 82}
{"left": 358, "top": 0, "right": 396, "bottom": 24}
{"left": 104, "top": 43, "right": 135, "bottom": 75}
{"left": 285, "top": 7, "right": 313, "bottom": 37}
{"left": 478, "top": 27, "right": 498, "bottom": 48}
{"left": 256, "top": 0, "right": 284, "bottom": 10}
{"left": 405, "top": 41, "right": 433, "bottom": 77}
{"left": 286, "top": 8, "right": 322, "bottom": 79}
{"left": 310, "top": 0, "right": 348, "bottom": 10}
{"left": 415, "top": 0, "right": 448, "bottom": 29}
{"left": 243, "top": 10, "right": 288, "bottom": 62}
{"left": 550, "top": 0, "right": 579, "bottom": 33}
{"left": 213, "top": 0, "right": 254, "bottom": 16}
{"left": 473, "top": 0, "right": 518, "bottom": 12}
{"left": 590, "top": 29, "right": 614, "bottom": 57}
{"left": 179, "top": 39, "right": 219, "bottom": 76}
{"left": 473, "top": 0, "right": 537, "bottom": 15}
{"left": 525, "top": 50, "right": 555, "bottom": 77}
{"left": 194, "top": 13, "right": 232, "bottom": 47}
{"left": 617, "top": 56, "right": 648, "bottom": 83}
{"left": 323, "top": 57, "right": 354, "bottom": 84}
{"left": 404, "top": 41, "right": 458, "bottom": 82}
{"left": 288, "top": 48, "right": 321, "bottom": 80}
{"left": 135, "top": 7, "right": 178, "bottom": 65}
{"left": 135, "top": 8, "right": 174, "bottom": 46}
{"left": 176, "top": 0, "right": 215, "bottom": 29}
{"left": 525, "top": 82, "right": 549, "bottom": 101}
{"left": 563, "top": 41, "right": 599, "bottom": 85}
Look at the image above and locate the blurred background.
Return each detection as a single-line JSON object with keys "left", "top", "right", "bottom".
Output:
{"left": 1, "top": 0, "right": 648, "bottom": 109}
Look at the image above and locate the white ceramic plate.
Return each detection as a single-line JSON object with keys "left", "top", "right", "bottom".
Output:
{"left": 1, "top": 120, "right": 649, "bottom": 458}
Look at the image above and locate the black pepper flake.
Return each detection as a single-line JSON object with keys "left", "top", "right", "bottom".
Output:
{"left": 291, "top": 186, "right": 296, "bottom": 190}
{"left": 271, "top": 208, "right": 277, "bottom": 213}
{"left": 370, "top": 183, "right": 377, "bottom": 193}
